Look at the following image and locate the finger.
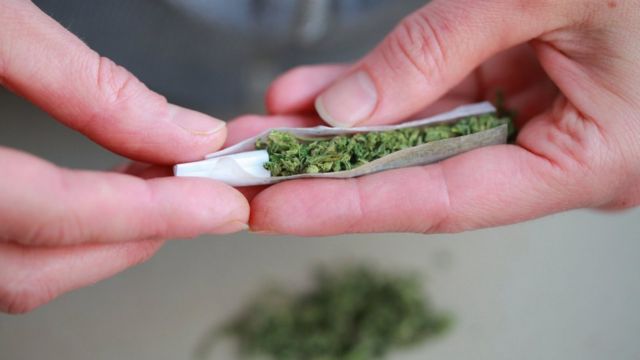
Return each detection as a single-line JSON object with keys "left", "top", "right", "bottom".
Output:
{"left": 0, "top": 240, "right": 163, "bottom": 314}
{"left": 249, "top": 112, "right": 606, "bottom": 236}
{"left": 313, "top": 0, "right": 568, "bottom": 127}
{"left": 266, "top": 58, "right": 485, "bottom": 119}
{"left": 225, "top": 114, "right": 322, "bottom": 147}
{"left": 114, "top": 162, "right": 173, "bottom": 179}
{"left": 0, "top": 1, "right": 226, "bottom": 164}
{"left": 266, "top": 63, "right": 478, "bottom": 120}
{"left": 266, "top": 63, "right": 476, "bottom": 118}
{"left": 0, "top": 147, "right": 249, "bottom": 246}
{"left": 266, "top": 64, "right": 348, "bottom": 115}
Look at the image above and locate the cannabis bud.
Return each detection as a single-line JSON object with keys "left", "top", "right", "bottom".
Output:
{"left": 216, "top": 265, "right": 452, "bottom": 360}
{"left": 174, "top": 102, "right": 510, "bottom": 186}
{"left": 256, "top": 114, "right": 511, "bottom": 177}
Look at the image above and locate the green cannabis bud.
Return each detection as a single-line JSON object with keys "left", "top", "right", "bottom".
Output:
{"left": 256, "top": 114, "right": 511, "bottom": 177}
{"left": 221, "top": 265, "right": 452, "bottom": 360}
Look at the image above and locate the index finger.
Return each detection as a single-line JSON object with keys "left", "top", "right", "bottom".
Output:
{"left": 0, "top": 0, "right": 226, "bottom": 164}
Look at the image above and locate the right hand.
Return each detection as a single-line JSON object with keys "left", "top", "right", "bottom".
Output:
{"left": 238, "top": 0, "right": 640, "bottom": 236}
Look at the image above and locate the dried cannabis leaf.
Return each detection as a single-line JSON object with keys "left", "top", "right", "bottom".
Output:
{"left": 255, "top": 114, "right": 511, "bottom": 176}
{"left": 222, "top": 265, "right": 452, "bottom": 360}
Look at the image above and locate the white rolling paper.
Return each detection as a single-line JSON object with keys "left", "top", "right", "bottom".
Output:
{"left": 173, "top": 150, "right": 271, "bottom": 187}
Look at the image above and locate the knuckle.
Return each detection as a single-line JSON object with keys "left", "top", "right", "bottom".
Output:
{"left": 347, "top": 179, "right": 367, "bottom": 233}
{"left": 549, "top": 104, "right": 613, "bottom": 190}
{"left": 383, "top": 9, "right": 448, "bottom": 81}
{"left": 23, "top": 200, "right": 87, "bottom": 246}
{"left": 25, "top": 217, "right": 81, "bottom": 246}
{"left": 420, "top": 165, "right": 454, "bottom": 234}
{"left": 95, "top": 55, "right": 142, "bottom": 107}
{"left": 519, "top": 99, "right": 617, "bottom": 205}
{"left": 85, "top": 54, "right": 170, "bottom": 135}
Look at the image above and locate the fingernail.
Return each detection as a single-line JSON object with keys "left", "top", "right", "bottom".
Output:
{"left": 210, "top": 220, "right": 249, "bottom": 234}
{"left": 170, "top": 104, "right": 226, "bottom": 136}
{"left": 315, "top": 70, "right": 378, "bottom": 128}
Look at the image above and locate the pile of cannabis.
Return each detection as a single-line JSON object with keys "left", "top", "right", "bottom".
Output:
{"left": 220, "top": 265, "right": 451, "bottom": 360}
{"left": 255, "top": 113, "right": 510, "bottom": 177}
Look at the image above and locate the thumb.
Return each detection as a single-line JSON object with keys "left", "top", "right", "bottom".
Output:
{"left": 315, "top": 0, "right": 564, "bottom": 128}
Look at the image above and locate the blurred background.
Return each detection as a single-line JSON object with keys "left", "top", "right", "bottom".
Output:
{"left": 1, "top": 1, "right": 640, "bottom": 359}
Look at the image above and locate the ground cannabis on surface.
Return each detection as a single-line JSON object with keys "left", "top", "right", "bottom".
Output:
{"left": 255, "top": 113, "right": 511, "bottom": 176}
{"left": 221, "top": 265, "right": 452, "bottom": 360}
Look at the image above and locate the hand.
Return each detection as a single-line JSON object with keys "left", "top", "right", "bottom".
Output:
{"left": 233, "top": 0, "right": 640, "bottom": 236}
{"left": 0, "top": 0, "right": 249, "bottom": 313}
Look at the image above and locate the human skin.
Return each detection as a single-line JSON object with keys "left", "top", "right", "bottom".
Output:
{"left": 0, "top": 0, "right": 249, "bottom": 313}
{"left": 229, "top": 0, "right": 640, "bottom": 235}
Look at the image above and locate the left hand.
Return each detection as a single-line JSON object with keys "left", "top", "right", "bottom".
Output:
{"left": 0, "top": 0, "right": 248, "bottom": 313}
